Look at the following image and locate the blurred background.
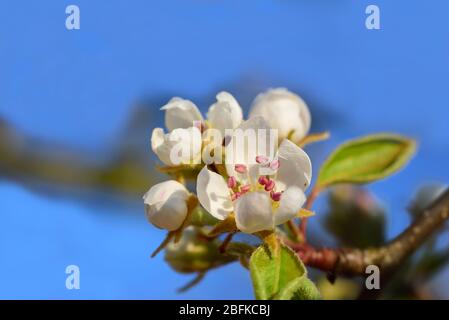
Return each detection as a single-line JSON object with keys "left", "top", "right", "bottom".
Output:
{"left": 1, "top": 0, "right": 448, "bottom": 299}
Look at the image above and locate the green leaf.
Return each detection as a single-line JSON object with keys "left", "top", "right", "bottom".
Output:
{"left": 275, "top": 277, "right": 321, "bottom": 300}
{"left": 249, "top": 241, "right": 319, "bottom": 300}
{"left": 317, "top": 133, "right": 416, "bottom": 188}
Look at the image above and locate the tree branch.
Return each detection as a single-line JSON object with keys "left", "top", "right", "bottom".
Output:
{"left": 289, "top": 189, "right": 449, "bottom": 276}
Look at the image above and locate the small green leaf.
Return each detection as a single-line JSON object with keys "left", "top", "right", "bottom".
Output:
{"left": 275, "top": 277, "right": 321, "bottom": 300}
{"left": 317, "top": 133, "right": 416, "bottom": 188}
{"left": 249, "top": 240, "right": 319, "bottom": 300}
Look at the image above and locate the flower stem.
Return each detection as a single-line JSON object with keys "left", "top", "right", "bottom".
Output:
{"left": 219, "top": 231, "right": 236, "bottom": 253}
{"left": 299, "top": 186, "right": 321, "bottom": 243}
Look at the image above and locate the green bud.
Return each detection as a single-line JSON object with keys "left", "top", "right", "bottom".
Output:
{"left": 324, "top": 185, "right": 386, "bottom": 248}
{"left": 164, "top": 227, "right": 235, "bottom": 273}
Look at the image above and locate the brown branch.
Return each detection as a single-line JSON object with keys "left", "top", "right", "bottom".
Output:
{"left": 289, "top": 189, "right": 449, "bottom": 276}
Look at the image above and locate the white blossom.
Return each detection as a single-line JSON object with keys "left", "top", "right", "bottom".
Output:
{"left": 143, "top": 180, "right": 190, "bottom": 231}
{"left": 161, "top": 91, "right": 243, "bottom": 135}
{"left": 154, "top": 92, "right": 243, "bottom": 166}
{"left": 249, "top": 88, "right": 311, "bottom": 142}
{"left": 197, "top": 131, "right": 312, "bottom": 234}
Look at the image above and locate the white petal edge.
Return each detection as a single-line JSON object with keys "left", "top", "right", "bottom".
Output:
{"left": 161, "top": 97, "right": 203, "bottom": 131}
{"left": 196, "top": 166, "right": 233, "bottom": 220}
{"left": 276, "top": 139, "right": 312, "bottom": 191}
{"left": 151, "top": 127, "right": 165, "bottom": 152}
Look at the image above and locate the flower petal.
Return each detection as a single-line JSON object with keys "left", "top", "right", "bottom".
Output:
{"left": 276, "top": 139, "right": 312, "bottom": 191}
{"left": 273, "top": 186, "right": 306, "bottom": 226}
{"left": 151, "top": 127, "right": 165, "bottom": 151}
{"left": 161, "top": 97, "right": 203, "bottom": 131}
{"left": 234, "top": 191, "right": 273, "bottom": 233}
{"left": 143, "top": 180, "right": 190, "bottom": 231}
{"left": 151, "top": 127, "right": 202, "bottom": 166}
{"left": 207, "top": 91, "right": 243, "bottom": 136}
{"left": 225, "top": 116, "right": 278, "bottom": 183}
{"left": 151, "top": 128, "right": 173, "bottom": 165}
{"left": 196, "top": 166, "right": 233, "bottom": 220}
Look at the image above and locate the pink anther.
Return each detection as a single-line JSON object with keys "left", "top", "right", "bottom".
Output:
{"left": 270, "top": 191, "right": 282, "bottom": 202}
{"left": 234, "top": 164, "right": 247, "bottom": 174}
{"left": 258, "top": 176, "right": 268, "bottom": 186}
{"left": 269, "top": 159, "right": 280, "bottom": 170}
{"left": 256, "top": 155, "right": 269, "bottom": 165}
{"left": 264, "top": 179, "right": 275, "bottom": 192}
{"left": 227, "top": 176, "right": 237, "bottom": 188}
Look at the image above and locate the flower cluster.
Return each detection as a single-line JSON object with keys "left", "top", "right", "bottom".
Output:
{"left": 144, "top": 88, "right": 312, "bottom": 235}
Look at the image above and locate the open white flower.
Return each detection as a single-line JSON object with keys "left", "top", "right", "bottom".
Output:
{"left": 143, "top": 180, "right": 190, "bottom": 231}
{"left": 152, "top": 91, "right": 243, "bottom": 166}
{"left": 160, "top": 91, "right": 243, "bottom": 134}
{"left": 249, "top": 88, "right": 311, "bottom": 142}
{"left": 197, "top": 137, "right": 312, "bottom": 234}
{"left": 151, "top": 127, "right": 202, "bottom": 166}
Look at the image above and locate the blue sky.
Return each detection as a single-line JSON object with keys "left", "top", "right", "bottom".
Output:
{"left": 1, "top": 0, "right": 448, "bottom": 299}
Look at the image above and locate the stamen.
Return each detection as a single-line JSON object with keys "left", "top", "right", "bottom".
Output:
{"left": 234, "top": 164, "right": 247, "bottom": 174}
{"left": 255, "top": 155, "right": 269, "bottom": 165}
{"left": 231, "top": 192, "right": 241, "bottom": 201}
{"left": 258, "top": 176, "right": 268, "bottom": 186}
{"left": 270, "top": 191, "right": 282, "bottom": 202}
{"left": 269, "top": 159, "right": 280, "bottom": 170}
{"left": 264, "top": 179, "right": 275, "bottom": 192}
{"left": 240, "top": 184, "right": 251, "bottom": 193}
{"left": 227, "top": 176, "right": 237, "bottom": 188}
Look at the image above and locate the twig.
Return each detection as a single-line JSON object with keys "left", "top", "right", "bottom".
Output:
{"left": 219, "top": 231, "right": 237, "bottom": 253}
{"left": 177, "top": 272, "right": 206, "bottom": 293}
{"left": 290, "top": 189, "right": 449, "bottom": 276}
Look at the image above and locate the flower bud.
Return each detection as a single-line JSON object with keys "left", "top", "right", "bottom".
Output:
{"left": 249, "top": 88, "right": 311, "bottom": 141}
{"left": 165, "top": 227, "right": 235, "bottom": 273}
{"left": 143, "top": 180, "right": 190, "bottom": 231}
